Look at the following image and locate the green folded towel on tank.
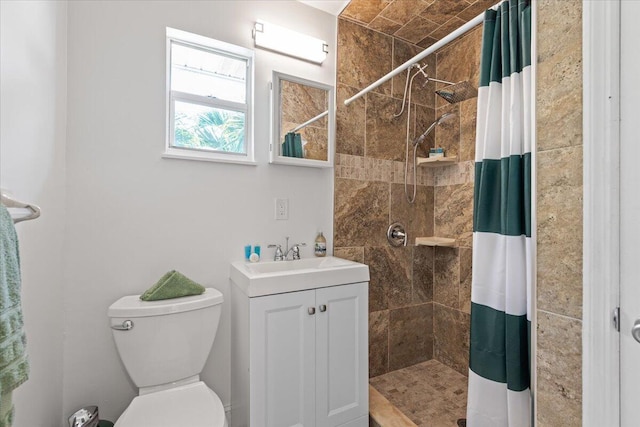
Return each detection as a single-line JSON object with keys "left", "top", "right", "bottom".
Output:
{"left": 140, "top": 270, "right": 205, "bottom": 301}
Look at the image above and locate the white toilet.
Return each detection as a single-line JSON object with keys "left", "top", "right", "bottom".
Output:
{"left": 108, "top": 288, "right": 227, "bottom": 427}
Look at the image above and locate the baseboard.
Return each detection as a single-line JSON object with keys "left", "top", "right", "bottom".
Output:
{"left": 224, "top": 404, "right": 231, "bottom": 426}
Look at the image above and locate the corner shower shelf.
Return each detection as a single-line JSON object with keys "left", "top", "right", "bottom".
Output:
{"left": 415, "top": 237, "right": 456, "bottom": 247}
{"left": 417, "top": 156, "right": 457, "bottom": 167}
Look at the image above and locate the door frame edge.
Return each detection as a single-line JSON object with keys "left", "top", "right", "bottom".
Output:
{"left": 582, "top": 0, "right": 621, "bottom": 426}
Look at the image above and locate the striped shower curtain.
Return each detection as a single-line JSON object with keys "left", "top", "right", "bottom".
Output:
{"left": 467, "top": 1, "right": 532, "bottom": 426}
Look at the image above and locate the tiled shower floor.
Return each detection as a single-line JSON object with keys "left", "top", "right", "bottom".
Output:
{"left": 369, "top": 360, "right": 468, "bottom": 427}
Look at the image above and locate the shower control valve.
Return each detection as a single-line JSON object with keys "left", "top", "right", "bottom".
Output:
{"left": 387, "top": 223, "right": 407, "bottom": 247}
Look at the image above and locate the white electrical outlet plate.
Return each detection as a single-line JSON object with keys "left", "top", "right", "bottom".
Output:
{"left": 275, "top": 198, "right": 289, "bottom": 220}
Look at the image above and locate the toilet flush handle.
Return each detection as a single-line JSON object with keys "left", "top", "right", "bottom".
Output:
{"left": 111, "top": 320, "right": 134, "bottom": 331}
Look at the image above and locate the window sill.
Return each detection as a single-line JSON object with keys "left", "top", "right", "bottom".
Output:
{"left": 162, "top": 148, "right": 257, "bottom": 166}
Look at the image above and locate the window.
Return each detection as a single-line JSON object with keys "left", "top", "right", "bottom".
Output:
{"left": 165, "top": 28, "right": 255, "bottom": 164}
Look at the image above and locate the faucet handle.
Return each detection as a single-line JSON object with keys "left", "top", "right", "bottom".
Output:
{"left": 268, "top": 244, "right": 284, "bottom": 261}
{"left": 291, "top": 243, "right": 307, "bottom": 260}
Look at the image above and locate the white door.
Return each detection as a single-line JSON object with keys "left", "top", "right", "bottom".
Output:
{"left": 250, "top": 290, "right": 316, "bottom": 427}
{"left": 315, "top": 283, "right": 368, "bottom": 427}
{"left": 619, "top": 1, "right": 640, "bottom": 424}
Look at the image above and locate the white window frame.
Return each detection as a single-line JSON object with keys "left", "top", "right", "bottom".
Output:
{"left": 163, "top": 27, "right": 256, "bottom": 165}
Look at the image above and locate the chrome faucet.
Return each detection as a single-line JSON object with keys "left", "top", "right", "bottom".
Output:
{"left": 285, "top": 242, "right": 307, "bottom": 260}
{"left": 268, "top": 237, "right": 306, "bottom": 261}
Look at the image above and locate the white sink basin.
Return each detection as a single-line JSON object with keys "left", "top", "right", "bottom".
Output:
{"left": 245, "top": 256, "right": 354, "bottom": 274}
{"left": 230, "top": 256, "right": 370, "bottom": 297}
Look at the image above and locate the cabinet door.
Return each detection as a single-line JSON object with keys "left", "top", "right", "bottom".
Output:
{"left": 315, "top": 282, "right": 369, "bottom": 427}
{"left": 250, "top": 290, "right": 316, "bottom": 427}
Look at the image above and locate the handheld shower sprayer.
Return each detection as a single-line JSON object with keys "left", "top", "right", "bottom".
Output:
{"left": 395, "top": 63, "right": 477, "bottom": 204}
{"left": 412, "top": 112, "right": 456, "bottom": 146}
{"left": 404, "top": 111, "right": 457, "bottom": 204}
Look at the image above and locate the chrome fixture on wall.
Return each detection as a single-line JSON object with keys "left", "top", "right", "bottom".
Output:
{"left": 435, "top": 81, "right": 478, "bottom": 104}
{"left": 387, "top": 223, "right": 407, "bottom": 247}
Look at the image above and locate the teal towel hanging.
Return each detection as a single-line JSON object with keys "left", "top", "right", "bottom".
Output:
{"left": 282, "top": 132, "right": 293, "bottom": 157}
{"left": 292, "top": 133, "right": 304, "bottom": 158}
{"left": 283, "top": 132, "right": 304, "bottom": 158}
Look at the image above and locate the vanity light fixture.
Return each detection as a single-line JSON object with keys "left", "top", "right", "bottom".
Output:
{"left": 252, "top": 20, "right": 329, "bottom": 64}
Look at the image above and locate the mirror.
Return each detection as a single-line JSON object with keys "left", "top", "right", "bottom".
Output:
{"left": 270, "top": 71, "right": 334, "bottom": 167}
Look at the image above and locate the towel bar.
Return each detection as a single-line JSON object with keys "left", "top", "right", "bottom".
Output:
{"left": 0, "top": 189, "right": 41, "bottom": 223}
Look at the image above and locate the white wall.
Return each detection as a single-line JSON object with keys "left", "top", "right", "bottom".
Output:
{"left": 0, "top": 1, "right": 67, "bottom": 426}
{"left": 64, "top": 0, "right": 336, "bottom": 423}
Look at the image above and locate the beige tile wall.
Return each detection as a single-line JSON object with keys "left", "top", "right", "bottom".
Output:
{"left": 335, "top": 16, "right": 482, "bottom": 378}
{"left": 335, "top": 17, "right": 437, "bottom": 378}
{"left": 430, "top": 27, "right": 482, "bottom": 376}
{"left": 535, "top": 0, "right": 583, "bottom": 425}
{"left": 340, "top": 0, "right": 495, "bottom": 49}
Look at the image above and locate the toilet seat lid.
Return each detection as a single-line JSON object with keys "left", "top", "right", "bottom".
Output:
{"left": 115, "top": 382, "right": 226, "bottom": 427}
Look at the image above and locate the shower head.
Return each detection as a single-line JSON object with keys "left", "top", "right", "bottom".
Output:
{"left": 436, "top": 81, "right": 478, "bottom": 104}
{"left": 412, "top": 112, "right": 456, "bottom": 147}
{"left": 436, "top": 111, "right": 456, "bottom": 125}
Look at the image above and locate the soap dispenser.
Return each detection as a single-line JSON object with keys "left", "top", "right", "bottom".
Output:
{"left": 314, "top": 231, "right": 327, "bottom": 257}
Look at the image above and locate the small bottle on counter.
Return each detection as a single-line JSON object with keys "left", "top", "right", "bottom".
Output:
{"left": 314, "top": 231, "right": 327, "bottom": 257}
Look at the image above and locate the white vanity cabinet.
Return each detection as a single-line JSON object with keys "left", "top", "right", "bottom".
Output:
{"left": 231, "top": 280, "right": 369, "bottom": 427}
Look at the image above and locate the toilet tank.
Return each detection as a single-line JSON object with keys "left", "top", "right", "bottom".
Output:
{"left": 108, "top": 288, "right": 223, "bottom": 388}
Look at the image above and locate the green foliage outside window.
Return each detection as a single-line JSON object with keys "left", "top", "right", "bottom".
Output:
{"left": 174, "top": 109, "right": 245, "bottom": 153}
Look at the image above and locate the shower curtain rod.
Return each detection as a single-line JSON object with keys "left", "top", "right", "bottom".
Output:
{"left": 344, "top": 5, "right": 495, "bottom": 106}
{"left": 289, "top": 110, "right": 329, "bottom": 133}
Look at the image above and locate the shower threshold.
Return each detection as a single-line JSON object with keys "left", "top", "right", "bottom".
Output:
{"left": 369, "top": 359, "right": 468, "bottom": 427}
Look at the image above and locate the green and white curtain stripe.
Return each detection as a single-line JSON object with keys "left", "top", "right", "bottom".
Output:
{"left": 467, "top": 1, "right": 532, "bottom": 426}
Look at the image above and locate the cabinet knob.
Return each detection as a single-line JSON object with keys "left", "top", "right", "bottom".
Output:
{"left": 319, "top": 304, "right": 327, "bottom": 312}
{"left": 308, "top": 307, "right": 316, "bottom": 315}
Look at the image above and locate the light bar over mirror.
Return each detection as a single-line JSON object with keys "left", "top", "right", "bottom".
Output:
{"left": 253, "top": 20, "right": 329, "bottom": 64}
